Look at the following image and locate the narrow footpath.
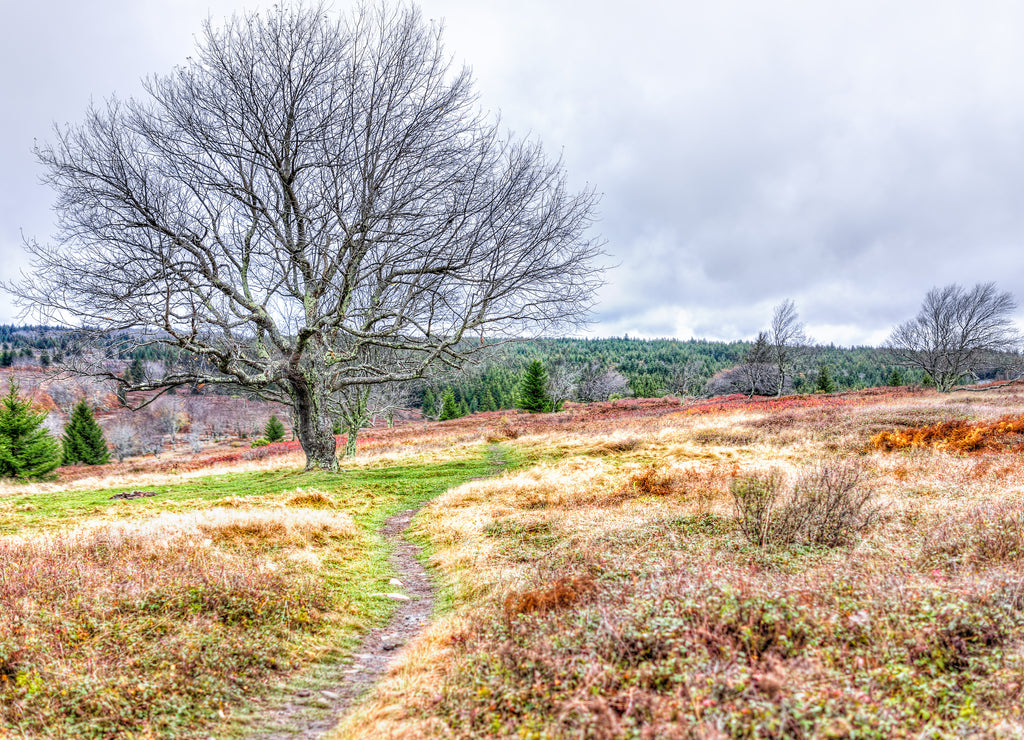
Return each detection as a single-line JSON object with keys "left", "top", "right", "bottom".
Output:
{"left": 244, "top": 446, "right": 507, "bottom": 739}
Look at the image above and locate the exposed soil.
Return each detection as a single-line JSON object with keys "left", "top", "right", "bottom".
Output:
{"left": 239, "top": 447, "right": 507, "bottom": 739}
{"left": 240, "top": 509, "right": 434, "bottom": 740}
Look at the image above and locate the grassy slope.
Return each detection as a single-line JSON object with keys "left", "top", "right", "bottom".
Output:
{"left": 336, "top": 387, "right": 1024, "bottom": 739}
{"left": 0, "top": 446, "right": 497, "bottom": 739}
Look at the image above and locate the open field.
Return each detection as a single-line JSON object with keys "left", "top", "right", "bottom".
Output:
{"left": 3, "top": 385, "right": 1024, "bottom": 738}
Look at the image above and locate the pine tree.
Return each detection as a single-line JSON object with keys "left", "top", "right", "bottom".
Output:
{"left": 264, "top": 414, "right": 285, "bottom": 443}
{"left": 62, "top": 400, "right": 110, "bottom": 465}
{"left": 888, "top": 368, "right": 904, "bottom": 387}
{"left": 0, "top": 381, "right": 63, "bottom": 478}
{"left": 816, "top": 364, "right": 836, "bottom": 393}
{"left": 518, "top": 360, "right": 552, "bottom": 413}
{"left": 421, "top": 388, "right": 437, "bottom": 419}
{"left": 438, "top": 389, "right": 460, "bottom": 421}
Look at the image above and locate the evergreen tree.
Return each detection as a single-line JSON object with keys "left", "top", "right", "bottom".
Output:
{"left": 518, "top": 360, "right": 552, "bottom": 413}
{"left": 126, "top": 355, "right": 146, "bottom": 385}
{"left": 438, "top": 389, "right": 460, "bottom": 421}
{"left": 480, "top": 389, "right": 497, "bottom": 413}
{"left": 0, "top": 381, "right": 63, "bottom": 478}
{"left": 62, "top": 400, "right": 110, "bottom": 465}
{"left": 816, "top": 364, "right": 837, "bottom": 393}
{"left": 421, "top": 388, "right": 437, "bottom": 419}
{"left": 888, "top": 367, "right": 904, "bottom": 386}
{"left": 264, "top": 414, "right": 285, "bottom": 443}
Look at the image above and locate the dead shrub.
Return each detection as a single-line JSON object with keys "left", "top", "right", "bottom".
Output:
{"left": 775, "top": 458, "right": 878, "bottom": 547}
{"left": 619, "top": 467, "right": 679, "bottom": 498}
{"left": 730, "top": 458, "right": 877, "bottom": 548}
{"left": 503, "top": 574, "right": 596, "bottom": 621}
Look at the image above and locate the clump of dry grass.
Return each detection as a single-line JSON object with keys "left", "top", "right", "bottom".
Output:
{"left": 485, "top": 416, "right": 523, "bottom": 443}
{"left": 503, "top": 573, "right": 597, "bottom": 622}
{"left": 285, "top": 488, "right": 338, "bottom": 508}
{"left": 589, "top": 435, "right": 642, "bottom": 455}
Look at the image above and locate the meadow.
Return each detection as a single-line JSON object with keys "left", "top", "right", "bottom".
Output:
{"left": 2, "top": 385, "right": 1024, "bottom": 738}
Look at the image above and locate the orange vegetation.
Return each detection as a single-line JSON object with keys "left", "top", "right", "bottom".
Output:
{"left": 871, "top": 414, "right": 1024, "bottom": 454}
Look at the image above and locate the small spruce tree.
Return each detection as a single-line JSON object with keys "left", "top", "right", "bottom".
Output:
{"left": 888, "top": 368, "right": 904, "bottom": 387}
{"left": 264, "top": 414, "right": 285, "bottom": 443}
{"left": 518, "top": 360, "right": 552, "bottom": 413}
{"left": 816, "top": 364, "right": 837, "bottom": 393}
{"left": 438, "top": 389, "right": 460, "bottom": 421}
{"left": 0, "top": 381, "right": 63, "bottom": 478}
{"left": 62, "top": 400, "right": 110, "bottom": 466}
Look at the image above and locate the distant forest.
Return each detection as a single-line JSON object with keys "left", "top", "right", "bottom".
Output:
{"left": 0, "top": 325, "right": 982, "bottom": 418}
{"left": 416, "top": 337, "right": 927, "bottom": 418}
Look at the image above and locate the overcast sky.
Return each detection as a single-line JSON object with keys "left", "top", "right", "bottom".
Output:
{"left": 4, "top": 1, "right": 1024, "bottom": 346}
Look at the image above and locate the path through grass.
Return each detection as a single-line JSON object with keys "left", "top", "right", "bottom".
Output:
{"left": 0, "top": 447, "right": 499, "bottom": 739}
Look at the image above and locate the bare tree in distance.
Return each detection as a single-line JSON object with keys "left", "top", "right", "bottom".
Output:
{"left": 10, "top": 3, "right": 603, "bottom": 470}
{"left": 740, "top": 332, "right": 780, "bottom": 398}
{"left": 769, "top": 299, "right": 808, "bottom": 396}
{"left": 886, "top": 282, "right": 1020, "bottom": 392}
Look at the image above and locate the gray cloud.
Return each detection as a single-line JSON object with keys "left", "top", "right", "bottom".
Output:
{"left": 5, "top": 0, "right": 1024, "bottom": 344}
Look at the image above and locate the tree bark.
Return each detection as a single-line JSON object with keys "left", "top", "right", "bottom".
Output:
{"left": 289, "top": 376, "right": 338, "bottom": 471}
{"left": 343, "top": 423, "right": 359, "bottom": 458}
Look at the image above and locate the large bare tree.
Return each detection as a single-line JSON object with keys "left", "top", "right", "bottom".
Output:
{"left": 886, "top": 282, "right": 1020, "bottom": 392}
{"left": 11, "top": 4, "right": 602, "bottom": 470}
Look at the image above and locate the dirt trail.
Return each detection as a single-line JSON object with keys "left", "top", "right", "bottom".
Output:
{"left": 243, "top": 447, "right": 506, "bottom": 739}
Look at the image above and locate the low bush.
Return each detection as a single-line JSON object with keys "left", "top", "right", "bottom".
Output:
{"left": 730, "top": 458, "right": 877, "bottom": 547}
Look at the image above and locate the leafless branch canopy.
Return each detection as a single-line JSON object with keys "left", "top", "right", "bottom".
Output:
{"left": 769, "top": 298, "right": 808, "bottom": 396}
{"left": 886, "top": 282, "right": 1020, "bottom": 392}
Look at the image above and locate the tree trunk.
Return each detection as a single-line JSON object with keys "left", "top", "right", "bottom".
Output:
{"left": 343, "top": 422, "right": 359, "bottom": 458}
{"left": 289, "top": 376, "right": 338, "bottom": 471}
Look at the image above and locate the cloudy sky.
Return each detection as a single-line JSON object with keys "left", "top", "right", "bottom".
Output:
{"left": 3, "top": 1, "right": 1024, "bottom": 345}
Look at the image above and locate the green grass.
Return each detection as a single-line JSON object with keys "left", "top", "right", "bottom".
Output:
{"left": 0, "top": 447, "right": 498, "bottom": 739}
{"left": 0, "top": 457, "right": 492, "bottom": 535}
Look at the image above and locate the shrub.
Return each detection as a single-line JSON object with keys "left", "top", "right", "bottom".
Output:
{"left": 730, "top": 458, "right": 876, "bottom": 547}
{"left": 503, "top": 574, "right": 596, "bottom": 622}
{"left": 620, "top": 467, "right": 678, "bottom": 497}
{"left": 250, "top": 437, "right": 270, "bottom": 448}
{"left": 777, "top": 458, "right": 877, "bottom": 546}
{"left": 729, "top": 470, "right": 785, "bottom": 547}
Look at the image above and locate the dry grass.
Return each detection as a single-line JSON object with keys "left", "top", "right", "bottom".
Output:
{"left": 333, "top": 384, "right": 1024, "bottom": 739}
{"left": 0, "top": 516, "right": 333, "bottom": 738}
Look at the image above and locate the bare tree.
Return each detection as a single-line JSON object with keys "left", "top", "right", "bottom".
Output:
{"left": 576, "top": 362, "right": 629, "bottom": 403}
{"left": 740, "top": 332, "right": 779, "bottom": 398}
{"left": 546, "top": 360, "right": 580, "bottom": 409}
{"left": 886, "top": 283, "right": 1020, "bottom": 392}
{"left": 665, "top": 358, "right": 705, "bottom": 398}
{"left": 769, "top": 299, "right": 808, "bottom": 396}
{"left": 105, "top": 419, "right": 139, "bottom": 463}
{"left": 11, "top": 4, "right": 602, "bottom": 470}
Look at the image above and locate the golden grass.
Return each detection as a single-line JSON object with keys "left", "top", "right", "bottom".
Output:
{"left": 332, "top": 386, "right": 1024, "bottom": 738}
